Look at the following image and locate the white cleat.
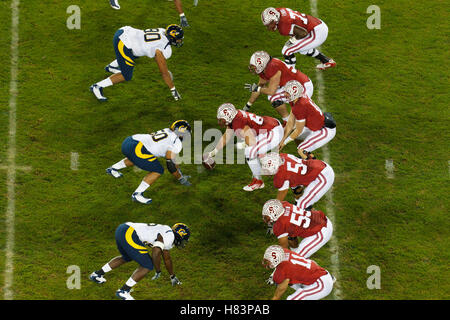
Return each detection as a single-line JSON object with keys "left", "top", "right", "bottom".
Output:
{"left": 116, "top": 289, "right": 134, "bottom": 300}
{"left": 132, "top": 192, "right": 152, "bottom": 204}
{"left": 89, "top": 272, "right": 106, "bottom": 284}
{"left": 110, "top": 0, "right": 120, "bottom": 10}
{"left": 105, "top": 64, "right": 121, "bottom": 74}
{"left": 243, "top": 178, "right": 265, "bottom": 191}
{"left": 106, "top": 167, "right": 123, "bottom": 178}
{"left": 316, "top": 59, "right": 336, "bottom": 70}
{"left": 90, "top": 84, "right": 107, "bottom": 101}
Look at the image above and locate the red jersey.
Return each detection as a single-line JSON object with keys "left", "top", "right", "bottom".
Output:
{"left": 273, "top": 153, "right": 326, "bottom": 189}
{"left": 273, "top": 248, "right": 327, "bottom": 285}
{"left": 290, "top": 95, "right": 325, "bottom": 131}
{"left": 260, "top": 58, "right": 310, "bottom": 86}
{"left": 230, "top": 110, "right": 279, "bottom": 137}
{"left": 273, "top": 201, "right": 327, "bottom": 238}
{"left": 276, "top": 8, "right": 322, "bottom": 36}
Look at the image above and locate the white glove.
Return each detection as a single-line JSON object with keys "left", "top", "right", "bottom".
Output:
{"left": 170, "top": 274, "right": 182, "bottom": 286}
{"left": 151, "top": 271, "right": 161, "bottom": 280}
{"left": 236, "top": 141, "right": 247, "bottom": 150}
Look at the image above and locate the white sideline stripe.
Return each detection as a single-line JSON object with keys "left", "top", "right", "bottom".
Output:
{"left": 309, "top": 0, "right": 343, "bottom": 300}
{"left": 4, "top": 0, "right": 20, "bottom": 301}
{"left": 385, "top": 159, "right": 395, "bottom": 179}
{"left": 70, "top": 152, "right": 79, "bottom": 171}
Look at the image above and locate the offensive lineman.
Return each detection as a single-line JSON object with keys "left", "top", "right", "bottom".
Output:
{"left": 261, "top": 7, "right": 336, "bottom": 70}
{"left": 109, "top": 0, "right": 190, "bottom": 28}
{"left": 205, "top": 103, "right": 283, "bottom": 191}
{"left": 89, "top": 222, "right": 190, "bottom": 300}
{"left": 263, "top": 245, "right": 335, "bottom": 300}
{"left": 106, "top": 120, "right": 192, "bottom": 204}
{"left": 244, "top": 50, "right": 314, "bottom": 124}
{"left": 90, "top": 24, "right": 184, "bottom": 101}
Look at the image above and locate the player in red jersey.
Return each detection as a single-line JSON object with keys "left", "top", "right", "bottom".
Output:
{"left": 261, "top": 7, "right": 336, "bottom": 70}
{"left": 243, "top": 51, "right": 314, "bottom": 124}
{"left": 262, "top": 199, "right": 333, "bottom": 258}
{"left": 279, "top": 80, "right": 336, "bottom": 159}
{"left": 263, "top": 245, "right": 334, "bottom": 300}
{"left": 206, "top": 103, "right": 283, "bottom": 191}
{"left": 259, "top": 152, "right": 334, "bottom": 210}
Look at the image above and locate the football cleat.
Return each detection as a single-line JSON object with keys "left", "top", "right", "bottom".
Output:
{"left": 90, "top": 84, "right": 107, "bottom": 101}
{"left": 106, "top": 167, "right": 123, "bottom": 178}
{"left": 110, "top": 0, "right": 120, "bottom": 10}
{"left": 116, "top": 289, "right": 134, "bottom": 300}
{"left": 132, "top": 192, "right": 152, "bottom": 204}
{"left": 243, "top": 178, "right": 265, "bottom": 191}
{"left": 105, "top": 64, "right": 121, "bottom": 74}
{"left": 316, "top": 59, "right": 336, "bottom": 70}
{"left": 89, "top": 272, "right": 106, "bottom": 284}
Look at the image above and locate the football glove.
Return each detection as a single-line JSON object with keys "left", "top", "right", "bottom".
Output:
{"left": 170, "top": 274, "right": 182, "bottom": 286}
{"left": 244, "top": 83, "right": 260, "bottom": 93}
{"left": 151, "top": 271, "right": 161, "bottom": 280}
{"left": 178, "top": 175, "right": 191, "bottom": 186}
{"left": 180, "top": 16, "right": 190, "bottom": 28}
{"left": 171, "top": 87, "right": 181, "bottom": 101}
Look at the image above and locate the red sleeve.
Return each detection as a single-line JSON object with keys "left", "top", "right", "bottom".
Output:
{"left": 291, "top": 102, "right": 306, "bottom": 121}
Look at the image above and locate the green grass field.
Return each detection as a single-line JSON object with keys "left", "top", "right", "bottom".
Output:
{"left": 0, "top": 0, "right": 448, "bottom": 301}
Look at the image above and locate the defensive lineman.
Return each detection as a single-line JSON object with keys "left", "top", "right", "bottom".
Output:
{"left": 109, "top": 0, "right": 190, "bottom": 28}
{"left": 89, "top": 222, "right": 190, "bottom": 300}
{"left": 106, "top": 120, "right": 192, "bottom": 204}
{"left": 90, "top": 24, "right": 184, "bottom": 101}
{"left": 261, "top": 7, "right": 336, "bottom": 70}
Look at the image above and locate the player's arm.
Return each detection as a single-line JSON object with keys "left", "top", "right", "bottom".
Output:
{"left": 278, "top": 236, "right": 290, "bottom": 249}
{"left": 272, "top": 278, "right": 290, "bottom": 300}
{"left": 245, "top": 78, "right": 269, "bottom": 110}
{"left": 283, "top": 119, "right": 305, "bottom": 148}
{"left": 276, "top": 188, "right": 289, "bottom": 201}
{"left": 155, "top": 49, "right": 181, "bottom": 100}
{"left": 162, "top": 250, "right": 174, "bottom": 275}
{"left": 242, "top": 125, "right": 256, "bottom": 147}
{"left": 151, "top": 234, "right": 165, "bottom": 274}
{"left": 166, "top": 150, "right": 191, "bottom": 185}
{"left": 209, "top": 127, "right": 235, "bottom": 157}
{"left": 292, "top": 25, "right": 308, "bottom": 39}
{"left": 259, "top": 71, "right": 281, "bottom": 96}
{"left": 279, "top": 112, "right": 296, "bottom": 150}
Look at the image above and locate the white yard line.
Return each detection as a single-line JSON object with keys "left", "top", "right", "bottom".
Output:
{"left": 385, "top": 159, "right": 395, "bottom": 179}
{"left": 3, "top": 0, "right": 20, "bottom": 301}
{"left": 309, "top": 0, "right": 343, "bottom": 300}
{"left": 70, "top": 152, "right": 79, "bottom": 171}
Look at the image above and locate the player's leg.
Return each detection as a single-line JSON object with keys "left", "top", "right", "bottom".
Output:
{"left": 132, "top": 171, "right": 162, "bottom": 204}
{"left": 301, "top": 23, "right": 336, "bottom": 70}
{"left": 268, "top": 89, "right": 291, "bottom": 123}
{"left": 287, "top": 273, "right": 333, "bottom": 300}
{"left": 295, "top": 165, "right": 334, "bottom": 209}
{"left": 109, "top": 0, "right": 120, "bottom": 10}
{"left": 243, "top": 157, "right": 264, "bottom": 191}
{"left": 297, "top": 218, "right": 333, "bottom": 258}
{"left": 297, "top": 127, "right": 336, "bottom": 153}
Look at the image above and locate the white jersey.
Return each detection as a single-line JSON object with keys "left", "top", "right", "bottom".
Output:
{"left": 118, "top": 26, "right": 172, "bottom": 59}
{"left": 126, "top": 222, "right": 175, "bottom": 250}
{"left": 132, "top": 128, "right": 182, "bottom": 158}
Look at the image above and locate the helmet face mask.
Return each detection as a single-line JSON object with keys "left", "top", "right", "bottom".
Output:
{"left": 262, "top": 199, "right": 285, "bottom": 223}
{"left": 170, "top": 120, "right": 191, "bottom": 141}
{"left": 263, "top": 245, "right": 286, "bottom": 269}
{"left": 166, "top": 24, "right": 184, "bottom": 47}
{"left": 249, "top": 51, "right": 271, "bottom": 74}
{"left": 284, "top": 80, "right": 305, "bottom": 102}
{"left": 217, "top": 103, "right": 238, "bottom": 125}
{"left": 261, "top": 7, "right": 280, "bottom": 29}
{"left": 172, "top": 223, "right": 190, "bottom": 249}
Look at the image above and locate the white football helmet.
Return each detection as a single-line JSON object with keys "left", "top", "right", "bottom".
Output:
{"left": 262, "top": 199, "right": 285, "bottom": 223}
{"left": 284, "top": 80, "right": 305, "bottom": 102}
{"left": 249, "top": 51, "right": 271, "bottom": 74}
{"left": 261, "top": 7, "right": 280, "bottom": 26}
{"left": 263, "top": 245, "right": 286, "bottom": 269}
{"left": 217, "top": 103, "right": 238, "bottom": 124}
{"left": 260, "top": 152, "right": 283, "bottom": 175}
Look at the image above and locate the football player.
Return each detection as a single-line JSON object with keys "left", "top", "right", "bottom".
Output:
{"left": 108, "top": 0, "right": 190, "bottom": 28}
{"left": 244, "top": 50, "right": 314, "bottom": 124}
{"left": 261, "top": 7, "right": 336, "bottom": 70}
{"left": 259, "top": 152, "right": 335, "bottom": 210}
{"left": 263, "top": 245, "right": 335, "bottom": 300}
{"left": 279, "top": 80, "right": 336, "bottom": 159}
{"left": 90, "top": 24, "right": 184, "bottom": 101}
{"left": 106, "top": 120, "right": 192, "bottom": 204}
{"left": 205, "top": 103, "right": 283, "bottom": 191}
{"left": 262, "top": 199, "right": 333, "bottom": 258}
{"left": 89, "top": 222, "right": 190, "bottom": 300}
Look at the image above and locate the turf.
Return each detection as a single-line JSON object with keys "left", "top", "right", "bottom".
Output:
{"left": 0, "top": 0, "right": 448, "bottom": 300}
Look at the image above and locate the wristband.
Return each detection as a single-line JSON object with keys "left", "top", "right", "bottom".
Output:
{"left": 153, "top": 241, "right": 164, "bottom": 250}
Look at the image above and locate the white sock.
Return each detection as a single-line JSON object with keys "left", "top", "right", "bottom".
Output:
{"left": 109, "top": 59, "right": 119, "bottom": 68}
{"left": 125, "top": 277, "right": 137, "bottom": 288}
{"left": 101, "top": 263, "right": 112, "bottom": 273}
{"left": 247, "top": 158, "right": 262, "bottom": 180}
{"left": 112, "top": 159, "right": 127, "bottom": 170}
{"left": 135, "top": 181, "right": 150, "bottom": 193}
{"left": 97, "top": 77, "right": 113, "bottom": 88}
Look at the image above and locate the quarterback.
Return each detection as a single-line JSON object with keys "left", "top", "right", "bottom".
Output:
{"left": 90, "top": 24, "right": 184, "bottom": 101}
{"left": 89, "top": 222, "right": 190, "bottom": 300}
{"left": 261, "top": 7, "right": 335, "bottom": 70}
{"left": 244, "top": 50, "right": 314, "bottom": 124}
{"left": 263, "top": 245, "right": 335, "bottom": 300}
{"left": 106, "top": 120, "right": 192, "bottom": 204}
